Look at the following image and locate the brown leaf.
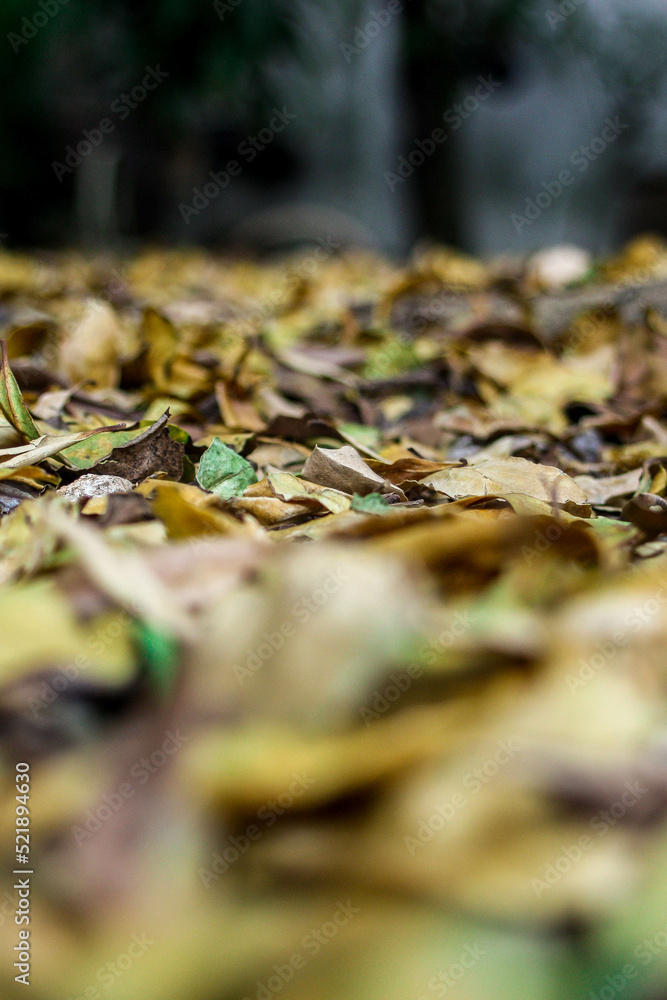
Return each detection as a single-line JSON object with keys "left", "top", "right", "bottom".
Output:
{"left": 302, "top": 445, "right": 406, "bottom": 499}
{"left": 421, "top": 456, "right": 590, "bottom": 507}
{"left": 621, "top": 493, "right": 667, "bottom": 534}
{"left": 88, "top": 413, "right": 184, "bottom": 483}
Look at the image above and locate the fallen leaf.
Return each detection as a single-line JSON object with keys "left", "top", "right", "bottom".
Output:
{"left": 0, "top": 340, "right": 39, "bottom": 440}
{"left": 573, "top": 468, "right": 644, "bottom": 505}
{"left": 621, "top": 493, "right": 667, "bottom": 534}
{"left": 302, "top": 445, "right": 406, "bottom": 499}
{"left": 88, "top": 413, "right": 184, "bottom": 483}
{"left": 351, "top": 492, "right": 392, "bottom": 514}
{"left": 0, "top": 425, "right": 127, "bottom": 473}
{"left": 197, "top": 437, "right": 258, "bottom": 499}
{"left": 421, "top": 456, "right": 590, "bottom": 507}
{"left": 266, "top": 468, "right": 351, "bottom": 514}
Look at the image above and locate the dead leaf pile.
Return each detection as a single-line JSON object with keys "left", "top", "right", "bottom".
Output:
{"left": 2, "top": 239, "right": 667, "bottom": 999}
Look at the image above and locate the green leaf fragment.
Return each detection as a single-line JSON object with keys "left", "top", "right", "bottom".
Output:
{"left": 197, "top": 437, "right": 258, "bottom": 499}
{"left": 351, "top": 492, "right": 391, "bottom": 514}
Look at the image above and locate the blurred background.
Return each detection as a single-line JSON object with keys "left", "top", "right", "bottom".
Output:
{"left": 1, "top": 0, "right": 667, "bottom": 256}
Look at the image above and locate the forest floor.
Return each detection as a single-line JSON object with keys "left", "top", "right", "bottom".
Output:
{"left": 2, "top": 238, "right": 667, "bottom": 999}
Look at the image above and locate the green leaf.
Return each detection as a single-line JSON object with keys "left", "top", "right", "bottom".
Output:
{"left": 196, "top": 437, "right": 257, "bottom": 499}
{"left": 0, "top": 340, "right": 39, "bottom": 440}
{"left": 351, "top": 492, "right": 391, "bottom": 514}
{"left": 59, "top": 423, "right": 156, "bottom": 470}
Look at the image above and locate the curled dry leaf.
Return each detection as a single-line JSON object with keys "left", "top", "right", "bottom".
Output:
{"left": 302, "top": 445, "right": 407, "bottom": 499}
{"left": 621, "top": 493, "right": 667, "bottom": 534}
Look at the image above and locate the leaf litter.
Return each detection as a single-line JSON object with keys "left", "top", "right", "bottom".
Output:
{"left": 2, "top": 238, "right": 667, "bottom": 997}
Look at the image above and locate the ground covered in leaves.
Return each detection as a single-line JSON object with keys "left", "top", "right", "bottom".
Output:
{"left": 3, "top": 238, "right": 667, "bottom": 998}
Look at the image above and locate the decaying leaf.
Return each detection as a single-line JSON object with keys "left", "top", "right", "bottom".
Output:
{"left": 266, "top": 468, "right": 351, "bottom": 514}
{"left": 421, "top": 456, "right": 590, "bottom": 507}
{"left": 573, "top": 467, "right": 644, "bottom": 505}
{"left": 621, "top": 492, "right": 667, "bottom": 533}
{"left": 0, "top": 340, "right": 39, "bottom": 440}
{"left": 88, "top": 412, "right": 184, "bottom": 482}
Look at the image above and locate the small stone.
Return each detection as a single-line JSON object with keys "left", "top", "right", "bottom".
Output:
{"left": 58, "top": 474, "right": 134, "bottom": 502}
